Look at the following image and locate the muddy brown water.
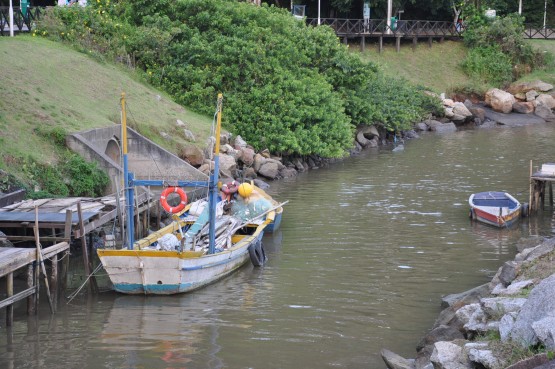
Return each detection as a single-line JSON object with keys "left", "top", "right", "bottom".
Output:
{"left": 2, "top": 124, "right": 555, "bottom": 368}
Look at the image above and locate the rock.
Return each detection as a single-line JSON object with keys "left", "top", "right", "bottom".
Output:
{"left": 356, "top": 131, "right": 371, "bottom": 147}
{"left": 532, "top": 317, "right": 555, "bottom": 349}
{"left": 491, "top": 280, "right": 535, "bottom": 296}
{"left": 260, "top": 149, "right": 271, "bottom": 158}
{"left": 279, "top": 167, "right": 297, "bottom": 178}
{"left": 512, "top": 101, "right": 535, "bottom": 114}
{"left": 523, "top": 238, "right": 555, "bottom": 262}
{"left": 505, "top": 354, "right": 552, "bottom": 369}
{"left": 455, "top": 303, "right": 487, "bottom": 332}
{"left": 404, "top": 130, "right": 419, "bottom": 139}
{"left": 218, "top": 154, "right": 237, "bottom": 179}
{"left": 253, "top": 153, "right": 266, "bottom": 172}
{"left": 220, "top": 144, "right": 234, "bottom": 154}
{"left": 534, "top": 104, "right": 555, "bottom": 121}
{"left": 198, "top": 163, "right": 211, "bottom": 176}
{"left": 510, "top": 274, "right": 555, "bottom": 347}
{"left": 160, "top": 131, "right": 171, "bottom": 140}
{"left": 431, "top": 122, "right": 457, "bottom": 134}
{"left": 381, "top": 348, "right": 415, "bottom": 369}
{"left": 507, "top": 80, "right": 554, "bottom": 94}
{"left": 433, "top": 306, "right": 464, "bottom": 331}
{"left": 468, "top": 106, "right": 486, "bottom": 122}
{"left": 526, "top": 90, "right": 539, "bottom": 102}
{"left": 442, "top": 283, "right": 491, "bottom": 309}
{"left": 233, "top": 135, "right": 247, "bottom": 149}
{"left": 179, "top": 145, "right": 204, "bottom": 167}
{"left": 430, "top": 341, "right": 471, "bottom": 369}
{"left": 465, "top": 342, "right": 503, "bottom": 369}
{"left": 176, "top": 119, "right": 186, "bottom": 127}
{"left": 183, "top": 129, "right": 196, "bottom": 142}
{"left": 535, "top": 94, "right": 555, "bottom": 109}
{"left": 497, "top": 261, "right": 518, "bottom": 287}
{"left": 292, "top": 158, "right": 307, "bottom": 172}
{"left": 253, "top": 178, "right": 270, "bottom": 190}
{"left": 424, "top": 119, "right": 442, "bottom": 129}
{"left": 240, "top": 147, "right": 255, "bottom": 166}
{"left": 452, "top": 102, "right": 473, "bottom": 121}
{"left": 417, "top": 325, "right": 465, "bottom": 352}
{"left": 482, "top": 297, "right": 527, "bottom": 317}
{"left": 243, "top": 167, "right": 257, "bottom": 179}
{"left": 415, "top": 122, "right": 429, "bottom": 131}
{"left": 258, "top": 161, "right": 280, "bottom": 179}
{"left": 485, "top": 88, "right": 516, "bottom": 114}
{"left": 500, "top": 312, "right": 518, "bottom": 342}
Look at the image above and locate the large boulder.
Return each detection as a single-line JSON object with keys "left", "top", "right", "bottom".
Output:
{"left": 240, "top": 147, "right": 255, "bottom": 166}
{"left": 452, "top": 102, "right": 473, "bottom": 123}
{"left": 179, "top": 145, "right": 205, "bottom": 167}
{"left": 485, "top": 88, "right": 516, "bottom": 114}
{"left": 510, "top": 274, "right": 555, "bottom": 347}
{"left": 430, "top": 341, "right": 471, "bottom": 369}
{"left": 512, "top": 101, "right": 535, "bottom": 114}
{"left": 431, "top": 122, "right": 457, "bottom": 134}
{"left": 258, "top": 161, "right": 280, "bottom": 179}
{"left": 0, "top": 231, "right": 14, "bottom": 247}
{"left": 507, "top": 80, "right": 554, "bottom": 94}
{"left": 381, "top": 348, "right": 415, "bottom": 369}
{"left": 535, "top": 94, "right": 555, "bottom": 109}
{"left": 535, "top": 105, "right": 555, "bottom": 121}
{"left": 218, "top": 153, "right": 237, "bottom": 179}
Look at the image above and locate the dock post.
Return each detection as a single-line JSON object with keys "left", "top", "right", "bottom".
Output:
{"left": 412, "top": 37, "right": 417, "bottom": 51}
{"left": 396, "top": 36, "right": 401, "bottom": 52}
{"left": 77, "top": 201, "right": 98, "bottom": 294}
{"left": 60, "top": 251, "right": 68, "bottom": 294}
{"left": 549, "top": 182, "right": 553, "bottom": 208}
{"left": 50, "top": 254, "right": 58, "bottom": 310}
{"left": 26, "top": 263, "right": 36, "bottom": 315}
{"left": 529, "top": 160, "right": 533, "bottom": 211}
{"left": 6, "top": 272, "right": 13, "bottom": 326}
{"left": 428, "top": 37, "right": 433, "bottom": 48}
{"left": 378, "top": 36, "right": 383, "bottom": 53}
{"left": 360, "top": 36, "right": 365, "bottom": 52}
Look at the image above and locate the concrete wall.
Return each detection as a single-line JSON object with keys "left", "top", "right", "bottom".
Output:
{"left": 67, "top": 126, "right": 207, "bottom": 194}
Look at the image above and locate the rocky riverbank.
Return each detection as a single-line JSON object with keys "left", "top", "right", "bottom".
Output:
{"left": 380, "top": 236, "right": 555, "bottom": 369}
{"left": 176, "top": 80, "right": 555, "bottom": 191}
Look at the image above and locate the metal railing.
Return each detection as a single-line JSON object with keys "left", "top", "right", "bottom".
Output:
{"left": 306, "top": 18, "right": 463, "bottom": 37}
{"left": 0, "top": 6, "right": 43, "bottom": 36}
{"left": 306, "top": 18, "right": 555, "bottom": 40}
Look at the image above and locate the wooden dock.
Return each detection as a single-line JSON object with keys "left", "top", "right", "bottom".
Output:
{"left": 0, "top": 242, "right": 69, "bottom": 326}
{"left": 530, "top": 162, "right": 555, "bottom": 213}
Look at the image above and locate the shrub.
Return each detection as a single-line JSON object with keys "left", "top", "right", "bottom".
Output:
{"left": 462, "top": 46, "right": 513, "bottom": 87}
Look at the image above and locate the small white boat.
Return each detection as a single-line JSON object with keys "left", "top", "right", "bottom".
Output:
{"left": 469, "top": 191, "right": 522, "bottom": 228}
{"left": 97, "top": 93, "right": 284, "bottom": 295}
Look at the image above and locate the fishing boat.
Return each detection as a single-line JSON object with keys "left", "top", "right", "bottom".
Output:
{"left": 97, "top": 93, "right": 284, "bottom": 295}
{"left": 468, "top": 191, "right": 522, "bottom": 228}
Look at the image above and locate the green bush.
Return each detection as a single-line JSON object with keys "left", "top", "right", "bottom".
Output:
{"left": 38, "top": 0, "right": 443, "bottom": 157}
{"left": 462, "top": 7, "right": 548, "bottom": 85}
{"left": 462, "top": 46, "right": 513, "bottom": 87}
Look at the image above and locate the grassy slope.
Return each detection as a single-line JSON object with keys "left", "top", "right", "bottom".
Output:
{"left": 355, "top": 40, "right": 470, "bottom": 94}
{"left": 0, "top": 36, "right": 213, "bottom": 180}
{"left": 355, "top": 39, "right": 555, "bottom": 94}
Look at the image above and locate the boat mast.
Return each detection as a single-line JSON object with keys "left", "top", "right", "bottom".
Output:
{"left": 208, "top": 93, "right": 223, "bottom": 254}
{"left": 121, "top": 92, "right": 135, "bottom": 250}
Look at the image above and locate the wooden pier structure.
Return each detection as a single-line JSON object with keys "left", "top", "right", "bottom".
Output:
{"left": 530, "top": 162, "right": 555, "bottom": 213}
{"left": 0, "top": 242, "right": 69, "bottom": 326}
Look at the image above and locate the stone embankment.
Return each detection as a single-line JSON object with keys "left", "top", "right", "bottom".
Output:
{"left": 381, "top": 236, "right": 555, "bottom": 369}
{"left": 176, "top": 80, "right": 554, "bottom": 189}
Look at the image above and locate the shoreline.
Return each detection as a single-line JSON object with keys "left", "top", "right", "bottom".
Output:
{"left": 381, "top": 236, "right": 555, "bottom": 369}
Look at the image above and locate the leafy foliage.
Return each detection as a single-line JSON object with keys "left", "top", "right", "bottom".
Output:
{"left": 462, "top": 46, "right": 513, "bottom": 86}
{"left": 21, "top": 153, "right": 109, "bottom": 198}
{"left": 37, "top": 0, "right": 442, "bottom": 157}
{"left": 461, "top": 7, "right": 550, "bottom": 86}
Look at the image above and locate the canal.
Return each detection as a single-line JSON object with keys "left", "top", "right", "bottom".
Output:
{"left": 1, "top": 124, "right": 555, "bottom": 368}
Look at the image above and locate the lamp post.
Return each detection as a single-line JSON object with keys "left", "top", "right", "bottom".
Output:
{"left": 318, "top": 0, "right": 321, "bottom": 25}
{"left": 544, "top": 0, "right": 547, "bottom": 29}
{"left": 386, "top": 0, "right": 392, "bottom": 34}
{"left": 9, "top": 0, "right": 14, "bottom": 37}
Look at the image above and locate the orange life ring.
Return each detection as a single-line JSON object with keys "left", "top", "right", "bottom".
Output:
{"left": 160, "top": 187, "right": 188, "bottom": 214}
{"left": 221, "top": 180, "right": 239, "bottom": 195}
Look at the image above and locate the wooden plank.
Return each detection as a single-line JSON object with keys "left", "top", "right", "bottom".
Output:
{"left": 64, "top": 210, "right": 72, "bottom": 240}
{"left": 78, "top": 202, "right": 94, "bottom": 294}
{"left": 73, "top": 208, "right": 117, "bottom": 238}
{"left": 0, "top": 286, "right": 37, "bottom": 310}
{"left": 42, "top": 242, "right": 70, "bottom": 259}
{"left": 2, "top": 236, "right": 68, "bottom": 242}
{"left": 0, "top": 249, "right": 35, "bottom": 277}
{"left": 27, "top": 264, "right": 35, "bottom": 315}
